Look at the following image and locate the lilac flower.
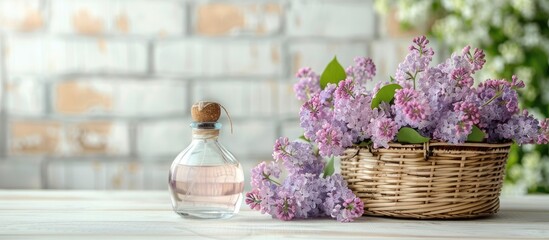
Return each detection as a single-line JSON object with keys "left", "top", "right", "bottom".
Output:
{"left": 294, "top": 67, "right": 321, "bottom": 101}
{"left": 324, "top": 174, "right": 365, "bottom": 222}
{"left": 477, "top": 79, "right": 520, "bottom": 124}
{"left": 283, "top": 174, "right": 325, "bottom": 218}
{"left": 251, "top": 161, "right": 281, "bottom": 188}
{"left": 272, "top": 137, "right": 290, "bottom": 161}
{"left": 395, "top": 36, "right": 434, "bottom": 88}
{"left": 346, "top": 57, "right": 376, "bottom": 91}
{"left": 248, "top": 139, "right": 364, "bottom": 222}
{"left": 538, "top": 119, "right": 549, "bottom": 144}
{"left": 331, "top": 197, "right": 365, "bottom": 222}
{"left": 433, "top": 111, "right": 472, "bottom": 144}
{"left": 496, "top": 110, "right": 540, "bottom": 144}
{"left": 316, "top": 123, "right": 347, "bottom": 157}
{"left": 462, "top": 46, "right": 486, "bottom": 73}
{"left": 454, "top": 101, "right": 480, "bottom": 125}
{"left": 334, "top": 78, "right": 356, "bottom": 100}
{"left": 451, "top": 67, "right": 474, "bottom": 88}
{"left": 402, "top": 101, "right": 430, "bottom": 126}
{"left": 275, "top": 192, "right": 297, "bottom": 221}
{"left": 245, "top": 189, "right": 261, "bottom": 210}
{"left": 273, "top": 137, "right": 324, "bottom": 175}
{"left": 300, "top": 95, "right": 327, "bottom": 141}
{"left": 394, "top": 88, "right": 419, "bottom": 106}
{"left": 371, "top": 118, "right": 398, "bottom": 148}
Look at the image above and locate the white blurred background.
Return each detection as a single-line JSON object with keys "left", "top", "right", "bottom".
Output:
{"left": 0, "top": 0, "right": 439, "bottom": 190}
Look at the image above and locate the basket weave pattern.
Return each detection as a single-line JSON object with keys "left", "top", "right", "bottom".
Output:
{"left": 340, "top": 142, "right": 512, "bottom": 219}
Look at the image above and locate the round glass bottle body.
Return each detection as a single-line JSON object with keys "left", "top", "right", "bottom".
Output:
{"left": 168, "top": 122, "right": 244, "bottom": 219}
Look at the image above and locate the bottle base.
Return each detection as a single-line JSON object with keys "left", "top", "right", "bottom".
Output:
{"left": 174, "top": 208, "right": 237, "bottom": 219}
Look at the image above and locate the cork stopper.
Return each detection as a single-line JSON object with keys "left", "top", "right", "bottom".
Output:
{"left": 192, "top": 101, "right": 221, "bottom": 122}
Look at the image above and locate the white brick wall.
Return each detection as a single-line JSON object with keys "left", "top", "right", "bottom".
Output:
{"left": 52, "top": 79, "right": 188, "bottom": 116}
{"left": 50, "top": 0, "right": 185, "bottom": 36}
{"left": 288, "top": 41, "right": 369, "bottom": 76}
{"left": 6, "top": 36, "right": 148, "bottom": 75}
{"left": 154, "top": 40, "right": 283, "bottom": 76}
{"left": 6, "top": 76, "right": 46, "bottom": 116}
{"left": 192, "top": 79, "right": 277, "bottom": 118}
{"left": 218, "top": 119, "right": 277, "bottom": 158}
{"left": 286, "top": 0, "right": 376, "bottom": 38}
{"left": 191, "top": 2, "right": 282, "bottom": 36}
{"left": 8, "top": 120, "right": 130, "bottom": 156}
{"left": 137, "top": 120, "right": 192, "bottom": 157}
{"left": 0, "top": 0, "right": 434, "bottom": 190}
{"left": 0, "top": 158, "right": 43, "bottom": 189}
{"left": 47, "top": 160, "right": 145, "bottom": 189}
{"left": 0, "top": 0, "right": 44, "bottom": 32}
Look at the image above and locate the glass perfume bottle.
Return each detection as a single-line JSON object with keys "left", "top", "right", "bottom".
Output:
{"left": 169, "top": 101, "right": 244, "bottom": 219}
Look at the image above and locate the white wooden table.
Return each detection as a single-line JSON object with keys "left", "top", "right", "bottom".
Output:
{"left": 1, "top": 191, "right": 548, "bottom": 239}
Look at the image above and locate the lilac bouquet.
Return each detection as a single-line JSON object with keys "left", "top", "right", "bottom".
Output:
{"left": 296, "top": 36, "right": 548, "bottom": 156}
{"left": 246, "top": 36, "right": 549, "bottom": 222}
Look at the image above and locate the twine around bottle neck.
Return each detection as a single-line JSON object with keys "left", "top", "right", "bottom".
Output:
{"left": 192, "top": 129, "right": 220, "bottom": 139}
{"left": 190, "top": 122, "right": 221, "bottom": 139}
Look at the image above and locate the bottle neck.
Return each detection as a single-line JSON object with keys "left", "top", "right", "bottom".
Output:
{"left": 192, "top": 129, "right": 220, "bottom": 140}
{"left": 190, "top": 122, "right": 222, "bottom": 140}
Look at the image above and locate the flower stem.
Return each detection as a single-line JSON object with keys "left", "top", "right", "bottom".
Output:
{"left": 481, "top": 91, "right": 502, "bottom": 107}
{"left": 263, "top": 173, "right": 281, "bottom": 186}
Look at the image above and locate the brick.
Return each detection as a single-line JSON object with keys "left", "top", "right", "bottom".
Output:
{"left": 137, "top": 118, "right": 275, "bottom": 159}
{"left": 286, "top": 0, "right": 375, "bottom": 38}
{"left": 50, "top": 0, "right": 109, "bottom": 35}
{"left": 50, "top": 0, "right": 185, "bottom": 36}
{"left": 193, "top": 2, "right": 281, "bottom": 36}
{"left": 47, "top": 160, "right": 144, "bottom": 189}
{"left": 154, "top": 40, "right": 282, "bottom": 76}
{"left": 0, "top": 158, "right": 43, "bottom": 189}
{"left": 192, "top": 79, "right": 277, "bottom": 118}
{"left": 143, "top": 161, "right": 171, "bottom": 190}
{"left": 9, "top": 121, "right": 62, "bottom": 155}
{"left": 370, "top": 39, "right": 410, "bottom": 84}
{"left": 280, "top": 120, "right": 304, "bottom": 141}
{"left": 378, "top": 7, "right": 428, "bottom": 38}
{"left": 65, "top": 121, "right": 129, "bottom": 155}
{"left": 53, "top": 79, "right": 187, "bottom": 116}
{"left": 114, "top": 0, "right": 185, "bottom": 36}
{"left": 218, "top": 119, "right": 276, "bottom": 159}
{"left": 277, "top": 81, "right": 302, "bottom": 118}
{"left": 9, "top": 120, "right": 129, "bottom": 156}
{"left": 6, "top": 76, "right": 45, "bottom": 115}
{"left": 288, "top": 41, "right": 369, "bottom": 77}
{"left": 5, "top": 36, "right": 147, "bottom": 75}
{"left": 137, "top": 120, "right": 192, "bottom": 157}
{"left": 0, "top": 0, "right": 44, "bottom": 32}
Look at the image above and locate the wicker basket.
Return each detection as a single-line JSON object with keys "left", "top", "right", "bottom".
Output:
{"left": 340, "top": 141, "right": 512, "bottom": 219}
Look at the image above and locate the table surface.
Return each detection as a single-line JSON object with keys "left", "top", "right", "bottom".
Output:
{"left": 0, "top": 191, "right": 548, "bottom": 240}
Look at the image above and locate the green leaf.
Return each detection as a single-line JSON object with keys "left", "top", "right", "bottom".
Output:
{"left": 356, "top": 140, "right": 372, "bottom": 147}
{"left": 323, "top": 157, "right": 335, "bottom": 177}
{"left": 389, "top": 76, "right": 395, "bottom": 82}
{"left": 298, "top": 134, "right": 310, "bottom": 143}
{"left": 397, "top": 127, "right": 430, "bottom": 144}
{"left": 320, "top": 57, "right": 347, "bottom": 89}
{"left": 371, "top": 83, "right": 402, "bottom": 109}
{"left": 467, "top": 125, "right": 485, "bottom": 142}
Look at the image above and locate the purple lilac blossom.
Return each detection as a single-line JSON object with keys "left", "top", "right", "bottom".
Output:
{"left": 395, "top": 36, "right": 434, "bottom": 88}
{"left": 294, "top": 67, "right": 321, "bottom": 101}
{"left": 247, "top": 138, "right": 364, "bottom": 222}
{"left": 346, "top": 57, "right": 376, "bottom": 93}
{"left": 371, "top": 117, "right": 398, "bottom": 148}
